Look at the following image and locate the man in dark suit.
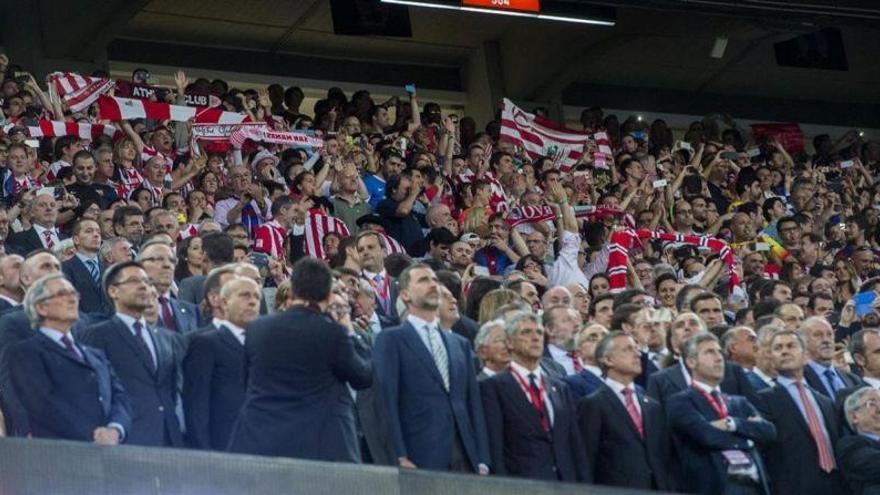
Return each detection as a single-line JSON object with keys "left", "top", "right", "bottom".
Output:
{"left": 373, "top": 263, "right": 490, "bottom": 474}
{"left": 61, "top": 219, "right": 111, "bottom": 317}
{"left": 667, "top": 333, "right": 776, "bottom": 495}
{"left": 801, "top": 316, "right": 863, "bottom": 398}
{"left": 744, "top": 325, "right": 779, "bottom": 392}
{"left": 757, "top": 329, "right": 849, "bottom": 495}
{"left": 5, "top": 190, "right": 67, "bottom": 256}
{"left": 183, "top": 276, "right": 260, "bottom": 450}
{"left": 137, "top": 240, "right": 200, "bottom": 333}
{"left": 836, "top": 329, "right": 880, "bottom": 430}
{"left": 578, "top": 331, "right": 675, "bottom": 491}
{"left": 8, "top": 273, "right": 131, "bottom": 443}
{"left": 564, "top": 323, "right": 608, "bottom": 400}
{"left": 838, "top": 386, "right": 880, "bottom": 495}
{"left": 475, "top": 319, "right": 510, "bottom": 380}
{"left": 611, "top": 303, "right": 659, "bottom": 387}
{"left": 0, "top": 250, "right": 62, "bottom": 436}
{"left": 193, "top": 263, "right": 239, "bottom": 332}
{"left": 178, "top": 232, "right": 235, "bottom": 311}
{"left": 357, "top": 231, "right": 399, "bottom": 325}
{"left": 480, "top": 311, "right": 589, "bottom": 481}
{"left": 79, "top": 261, "right": 184, "bottom": 447}
{"left": 228, "top": 259, "right": 372, "bottom": 461}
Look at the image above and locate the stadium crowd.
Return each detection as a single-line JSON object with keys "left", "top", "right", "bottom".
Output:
{"left": 1, "top": 51, "right": 880, "bottom": 495}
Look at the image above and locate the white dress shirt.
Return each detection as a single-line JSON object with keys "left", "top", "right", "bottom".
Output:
{"left": 215, "top": 319, "right": 246, "bottom": 345}
{"left": 605, "top": 376, "right": 641, "bottom": 416}
{"left": 548, "top": 344, "right": 580, "bottom": 376}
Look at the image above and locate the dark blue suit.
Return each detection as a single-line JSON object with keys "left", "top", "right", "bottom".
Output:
{"left": 563, "top": 368, "right": 605, "bottom": 401}
{"left": 480, "top": 370, "right": 589, "bottom": 481}
{"left": 373, "top": 321, "right": 489, "bottom": 471}
{"left": 0, "top": 307, "right": 93, "bottom": 436}
{"left": 635, "top": 351, "right": 659, "bottom": 388}
{"left": 578, "top": 382, "right": 675, "bottom": 491}
{"left": 803, "top": 363, "right": 863, "bottom": 399}
{"left": 160, "top": 297, "right": 200, "bottom": 335}
{"left": 8, "top": 332, "right": 132, "bottom": 441}
{"left": 228, "top": 307, "right": 372, "bottom": 461}
{"left": 667, "top": 386, "right": 776, "bottom": 495}
{"left": 647, "top": 361, "right": 757, "bottom": 405}
{"left": 62, "top": 255, "right": 112, "bottom": 317}
{"left": 78, "top": 316, "right": 184, "bottom": 447}
{"left": 745, "top": 370, "right": 773, "bottom": 392}
{"left": 182, "top": 325, "right": 245, "bottom": 450}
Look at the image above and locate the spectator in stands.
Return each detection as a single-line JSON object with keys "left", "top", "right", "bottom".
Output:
{"left": 578, "top": 331, "right": 675, "bottom": 491}
{"left": 373, "top": 263, "right": 489, "bottom": 474}
{"left": 838, "top": 387, "right": 880, "bottom": 494}
{"left": 480, "top": 310, "right": 589, "bottom": 481}
{"left": 475, "top": 319, "right": 509, "bottom": 380}
{"left": 9, "top": 273, "right": 131, "bottom": 444}
{"left": 183, "top": 276, "right": 260, "bottom": 450}
{"left": 0, "top": 253, "right": 23, "bottom": 311}
{"left": 563, "top": 323, "right": 608, "bottom": 400}
{"left": 799, "top": 316, "right": 862, "bottom": 399}
{"left": 61, "top": 219, "right": 110, "bottom": 316}
{"left": 80, "top": 261, "right": 184, "bottom": 447}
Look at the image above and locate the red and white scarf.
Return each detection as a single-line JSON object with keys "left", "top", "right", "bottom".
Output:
{"left": 3, "top": 121, "right": 120, "bottom": 140}
{"left": 47, "top": 72, "right": 114, "bottom": 112}
{"left": 506, "top": 205, "right": 556, "bottom": 227}
{"left": 229, "top": 125, "right": 324, "bottom": 149}
{"left": 97, "top": 96, "right": 246, "bottom": 124}
{"left": 606, "top": 229, "right": 744, "bottom": 301}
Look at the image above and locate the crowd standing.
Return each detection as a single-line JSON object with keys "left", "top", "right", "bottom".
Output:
{"left": 1, "top": 51, "right": 880, "bottom": 495}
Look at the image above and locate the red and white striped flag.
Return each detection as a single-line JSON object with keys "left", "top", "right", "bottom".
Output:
{"left": 47, "top": 72, "right": 115, "bottom": 113}
{"left": 97, "top": 96, "right": 247, "bottom": 124}
{"left": 500, "top": 98, "right": 589, "bottom": 173}
{"left": 378, "top": 231, "right": 405, "bottom": 255}
{"left": 3, "top": 120, "right": 120, "bottom": 140}
{"left": 304, "top": 213, "right": 350, "bottom": 260}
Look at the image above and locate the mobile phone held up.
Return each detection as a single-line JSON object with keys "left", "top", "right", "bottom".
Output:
{"left": 404, "top": 84, "right": 416, "bottom": 95}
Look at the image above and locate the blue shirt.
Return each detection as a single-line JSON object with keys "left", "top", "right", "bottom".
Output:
{"left": 473, "top": 245, "right": 514, "bottom": 276}
{"left": 806, "top": 360, "right": 846, "bottom": 396}
{"left": 363, "top": 174, "right": 386, "bottom": 210}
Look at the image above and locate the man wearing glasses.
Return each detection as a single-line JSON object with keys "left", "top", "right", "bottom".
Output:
{"left": 7, "top": 273, "right": 131, "bottom": 443}
{"left": 79, "top": 261, "right": 184, "bottom": 447}
{"left": 838, "top": 387, "right": 880, "bottom": 494}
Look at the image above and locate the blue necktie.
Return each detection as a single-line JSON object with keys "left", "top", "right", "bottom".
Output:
{"left": 823, "top": 369, "right": 839, "bottom": 396}
{"left": 85, "top": 259, "right": 100, "bottom": 284}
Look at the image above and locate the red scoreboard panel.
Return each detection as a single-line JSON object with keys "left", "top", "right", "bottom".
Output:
{"left": 461, "top": 0, "right": 540, "bottom": 14}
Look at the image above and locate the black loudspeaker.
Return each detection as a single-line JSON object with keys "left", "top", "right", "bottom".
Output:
{"left": 774, "top": 27, "right": 848, "bottom": 71}
{"left": 330, "top": 0, "right": 413, "bottom": 37}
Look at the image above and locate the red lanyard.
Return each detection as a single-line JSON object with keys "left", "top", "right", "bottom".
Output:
{"left": 693, "top": 385, "right": 728, "bottom": 419}
{"left": 510, "top": 366, "right": 546, "bottom": 410}
{"left": 369, "top": 272, "right": 389, "bottom": 302}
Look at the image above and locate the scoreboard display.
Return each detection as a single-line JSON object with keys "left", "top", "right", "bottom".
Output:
{"left": 381, "top": 0, "right": 615, "bottom": 25}
{"left": 461, "top": 0, "right": 541, "bottom": 13}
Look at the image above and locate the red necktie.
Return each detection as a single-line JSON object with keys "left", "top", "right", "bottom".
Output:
{"left": 623, "top": 387, "right": 645, "bottom": 438}
{"left": 567, "top": 350, "right": 584, "bottom": 373}
{"left": 158, "top": 296, "right": 178, "bottom": 332}
{"left": 42, "top": 230, "right": 55, "bottom": 249}
{"left": 796, "top": 382, "right": 835, "bottom": 472}
{"left": 527, "top": 373, "right": 551, "bottom": 434}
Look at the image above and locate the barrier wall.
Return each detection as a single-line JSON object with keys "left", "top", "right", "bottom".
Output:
{"left": 0, "top": 438, "right": 666, "bottom": 495}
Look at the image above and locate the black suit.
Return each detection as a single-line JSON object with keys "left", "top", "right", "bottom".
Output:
{"left": 0, "top": 307, "right": 93, "bottom": 436}
{"left": 667, "top": 387, "right": 775, "bottom": 495}
{"left": 480, "top": 370, "right": 589, "bottom": 481}
{"left": 837, "top": 433, "right": 880, "bottom": 495}
{"left": 62, "top": 255, "right": 111, "bottom": 317}
{"left": 228, "top": 307, "right": 372, "bottom": 461}
{"left": 647, "top": 361, "right": 756, "bottom": 405}
{"left": 578, "top": 382, "right": 674, "bottom": 491}
{"left": 5, "top": 227, "right": 65, "bottom": 256}
{"left": 451, "top": 315, "right": 479, "bottom": 344}
{"left": 79, "top": 316, "right": 184, "bottom": 447}
{"left": 182, "top": 325, "right": 245, "bottom": 451}
{"left": 756, "top": 383, "right": 849, "bottom": 495}
{"left": 635, "top": 351, "right": 659, "bottom": 389}
{"left": 350, "top": 330, "right": 396, "bottom": 466}
{"left": 804, "top": 362, "right": 863, "bottom": 399}
{"left": 8, "top": 332, "right": 132, "bottom": 441}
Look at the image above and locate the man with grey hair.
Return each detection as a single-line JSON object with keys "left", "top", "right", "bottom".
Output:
{"left": 8, "top": 273, "right": 131, "bottom": 443}
{"left": 475, "top": 319, "right": 509, "bottom": 380}
{"left": 799, "top": 316, "right": 861, "bottom": 398}
{"left": 757, "top": 329, "right": 847, "bottom": 495}
{"left": 99, "top": 237, "right": 133, "bottom": 266}
{"left": 480, "top": 310, "right": 589, "bottom": 481}
{"left": 746, "top": 325, "right": 782, "bottom": 391}
{"left": 577, "top": 331, "right": 673, "bottom": 490}
{"left": 837, "top": 387, "right": 880, "bottom": 494}
{"left": 721, "top": 326, "right": 758, "bottom": 371}
{"left": 563, "top": 323, "right": 608, "bottom": 400}
{"left": 183, "top": 276, "right": 260, "bottom": 450}
{"left": 667, "top": 332, "right": 775, "bottom": 495}
{"left": 543, "top": 304, "right": 584, "bottom": 377}
{"left": 138, "top": 241, "right": 199, "bottom": 333}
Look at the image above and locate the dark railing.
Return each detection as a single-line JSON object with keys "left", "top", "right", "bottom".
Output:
{"left": 0, "top": 437, "right": 665, "bottom": 495}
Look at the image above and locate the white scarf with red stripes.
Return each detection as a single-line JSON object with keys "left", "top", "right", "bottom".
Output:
{"left": 3, "top": 120, "right": 120, "bottom": 140}
{"left": 97, "top": 96, "right": 246, "bottom": 124}
{"left": 47, "top": 72, "right": 114, "bottom": 112}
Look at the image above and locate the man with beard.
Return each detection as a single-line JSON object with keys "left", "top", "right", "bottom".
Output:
{"left": 373, "top": 264, "right": 489, "bottom": 474}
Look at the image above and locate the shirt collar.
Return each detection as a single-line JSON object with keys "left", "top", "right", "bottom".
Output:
{"left": 583, "top": 364, "right": 602, "bottom": 377}
{"left": 33, "top": 223, "right": 56, "bottom": 236}
{"left": 775, "top": 374, "right": 807, "bottom": 389}
{"left": 0, "top": 294, "right": 20, "bottom": 306}
{"left": 116, "top": 312, "right": 148, "bottom": 332}
{"left": 864, "top": 376, "right": 880, "bottom": 390}
{"left": 481, "top": 366, "right": 497, "bottom": 377}
{"left": 691, "top": 379, "right": 721, "bottom": 395}
{"left": 510, "top": 359, "right": 542, "bottom": 378}
{"left": 363, "top": 268, "right": 387, "bottom": 280}
{"left": 75, "top": 252, "right": 99, "bottom": 264}
{"left": 407, "top": 313, "right": 437, "bottom": 331}
{"left": 39, "top": 326, "right": 73, "bottom": 345}
{"left": 548, "top": 344, "right": 568, "bottom": 360}
{"left": 216, "top": 319, "right": 246, "bottom": 344}
{"left": 605, "top": 376, "right": 636, "bottom": 395}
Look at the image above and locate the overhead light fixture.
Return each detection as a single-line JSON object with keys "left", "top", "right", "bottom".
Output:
{"left": 380, "top": 0, "right": 616, "bottom": 26}
{"left": 711, "top": 36, "right": 728, "bottom": 59}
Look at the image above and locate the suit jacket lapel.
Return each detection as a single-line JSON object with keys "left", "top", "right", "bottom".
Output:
{"left": 604, "top": 385, "right": 644, "bottom": 442}
{"left": 113, "top": 317, "right": 157, "bottom": 375}
{"left": 400, "top": 322, "right": 445, "bottom": 389}
{"left": 670, "top": 364, "right": 688, "bottom": 390}
{"left": 216, "top": 325, "right": 244, "bottom": 352}
{"left": 499, "top": 372, "right": 547, "bottom": 434}
{"left": 36, "top": 332, "right": 90, "bottom": 368}
{"left": 774, "top": 385, "right": 813, "bottom": 436}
